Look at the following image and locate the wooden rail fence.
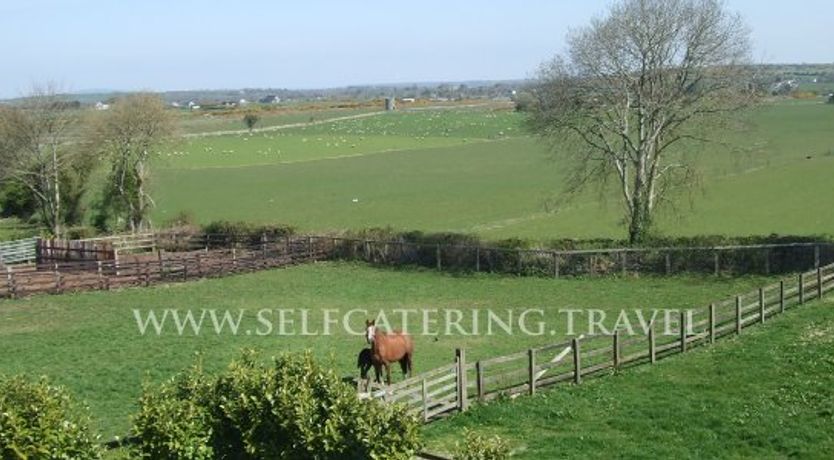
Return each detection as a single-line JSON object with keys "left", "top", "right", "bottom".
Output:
{"left": 0, "top": 237, "right": 38, "bottom": 265}
{"left": 1, "top": 236, "right": 329, "bottom": 299}
{"left": 362, "top": 262, "right": 834, "bottom": 422}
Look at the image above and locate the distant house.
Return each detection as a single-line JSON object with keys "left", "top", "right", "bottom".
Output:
{"left": 94, "top": 101, "right": 110, "bottom": 111}
{"left": 401, "top": 97, "right": 416, "bottom": 103}
{"left": 239, "top": 98, "right": 249, "bottom": 105}
{"left": 258, "top": 95, "right": 280, "bottom": 104}
{"left": 188, "top": 101, "right": 201, "bottom": 110}
{"left": 170, "top": 102, "right": 181, "bottom": 108}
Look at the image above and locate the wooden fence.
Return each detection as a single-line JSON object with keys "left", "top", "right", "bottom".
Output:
{"left": 327, "top": 237, "right": 834, "bottom": 277}
{"left": 0, "top": 237, "right": 38, "bottom": 265}
{"left": 363, "top": 262, "right": 834, "bottom": 422}
{"left": 1, "top": 236, "right": 330, "bottom": 299}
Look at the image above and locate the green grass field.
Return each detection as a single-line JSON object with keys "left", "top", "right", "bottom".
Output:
{"left": 175, "top": 106, "right": 380, "bottom": 135}
{"left": 0, "top": 218, "right": 37, "bottom": 240}
{"left": 0, "top": 262, "right": 776, "bottom": 439}
{"left": 423, "top": 294, "right": 834, "bottom": 459}
{"left": 149, "top": 99, "right": 834, "bottom": 241}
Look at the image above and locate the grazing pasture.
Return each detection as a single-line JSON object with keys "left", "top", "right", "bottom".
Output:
{"left": 423, "top": 294, "right": 834, "bottom": 459}
{"left": 150, "top": 99, "right": 834, "bottom": 241}
{"left": 0, "top": 262, "right": 776, "bottom": 439}
{"left": 176, "top": 106, "right": 380, "bottom": 135}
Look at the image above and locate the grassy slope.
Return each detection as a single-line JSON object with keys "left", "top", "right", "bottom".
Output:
{"left": 0, "top": 262, "right": 775, "bottom": 439}
{"left": 150, "top": 100, "right": 834, "bottom": 240}
{"left": 423, "top": 294, "right": 834, "bottom": 459}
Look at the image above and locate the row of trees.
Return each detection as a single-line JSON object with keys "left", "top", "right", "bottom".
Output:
{"left": 0, "top": 86, "right": 174, "bottom": 237}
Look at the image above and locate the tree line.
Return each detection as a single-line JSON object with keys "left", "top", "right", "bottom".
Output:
{"left": 0, "top": 86, "right": 174, "bottom": 238}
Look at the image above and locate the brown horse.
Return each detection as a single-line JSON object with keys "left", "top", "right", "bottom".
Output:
{"left": 365, "top": 319, "right": 413, "bottom": 385}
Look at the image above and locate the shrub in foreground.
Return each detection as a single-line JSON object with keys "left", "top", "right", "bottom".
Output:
{"left": 453, "top": 429, "right": 510, "bottom": 460}
{"left": 0, "top": 375, "right": 102, "bottom": 459}
{"left": 133, "top": 351, "right": 422, "bottom": 460}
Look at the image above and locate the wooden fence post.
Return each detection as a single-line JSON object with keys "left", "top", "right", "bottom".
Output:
{"left": 456, "top": 349, "right": 468, "bottom": 412}
{"left": 553, "top": 253, "right": 560, "bottom": 278}
{"left": 814, "top": 245, "right": 820, "bottom": 269}
{"left": 759, "top": 288, "right": 765, "bottom": 323}
{"left": 613, "top": 330, "right": 621, "bottom": 369}
{"left": 144, "top": 263, "right": 150, "bottom": 287}
{"left": 680, "top": 312, "right": 687, "bottom": 352}
{"left": 621, "top": 252, "right": 627, "bottom": 276}
{"left": 649, "top": 324, "right": 656, "bottom": 364}
{"left": 422, "top": 379, "right": 429, "bottom": 422}
{"left": 232, "top": 248, "right": 238, "bottom": 269}
{"left": 735, "top": 295, "right": 742, "bottom": 334}
{"left": 714, "top": 251, "right": 720, "bottom": 276}
{"left": 97, "top": 261, "right": 104, "bottom": 290}
{"left": 307, "top": 236, "right": 313, "bottom": 260}
{"left": 799, "top": 273, "right": 805, "bottom": 304}
{"left": 476, "top": 361, "right": 484, "bottom": 401}
{"left": 475, "top": 246, "right": 480, "bottom": 273}
{"left": 817, "top": 267, "right": 823, "bottom": 299}
{"left": 197, "top": 254, "right": 203, "bottom": 277}
{"left": 6, "top": 267, "right": 16, "bottom": 299}
{"left": 572, "top": 337, "right": 582, "bottom": 384}
{"left": 779, "top": 281, "right": 785, "bottom": 313}
{"left": 764, "top": 250, "right": 770, "bottom": 275}
{"left": 157, "top": 250, "right": 164, "bottom": 280}
{"left": 709, "top": 303, "right": 716, "bottom": 344}
{"left": 436, "top": 244, "right": 442, "bottom": 271}
{"left": 53, "top": 264, "right": 62, "bottom": 294}
{"left": 528, "top": 348, "right": 536, "bottom": 395}
{"left": 261, "top": 233, "right": 267, "bottom": 258}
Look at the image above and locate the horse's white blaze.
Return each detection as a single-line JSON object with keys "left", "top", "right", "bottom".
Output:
{"left": 366, "top": 325, "right": 376, "bottom": 343}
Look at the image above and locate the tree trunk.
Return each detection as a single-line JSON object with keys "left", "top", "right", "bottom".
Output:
{"left": 52, "top": 145, "right": 61, "bottom": 238}
{"left": 627, "top": 165, "right": 653, "bottom": 244}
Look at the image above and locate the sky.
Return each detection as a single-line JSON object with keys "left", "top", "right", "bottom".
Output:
{"left": 0, "top": 0, "right": 831, "bottom": 98}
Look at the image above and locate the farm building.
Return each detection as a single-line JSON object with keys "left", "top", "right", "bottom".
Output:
{"left": 259, "top": 95, "right": 280, "bottom": 104}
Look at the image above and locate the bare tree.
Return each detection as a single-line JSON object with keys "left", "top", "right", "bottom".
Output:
{"left": 87, "top": 93, "right": 175, "bottom": 232}
{"left": 526, "top": 0, "right": 756, "bottom": 243}
{"left": 0, "top": 84, "right": 80, "bottom": 237}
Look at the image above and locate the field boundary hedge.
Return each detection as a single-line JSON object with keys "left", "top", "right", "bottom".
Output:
{"left": 326, "top": 235, "right": 834, "bottom": 277}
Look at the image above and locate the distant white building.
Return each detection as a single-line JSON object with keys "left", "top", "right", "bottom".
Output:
{"left": 239, "top": 98, "right": 249, "bottom": 105}
{"left": 94, "top": 101, "right": 110, "bottom": 110}
{"left": 188, "top": 101, "right": 201, "bottom": 110}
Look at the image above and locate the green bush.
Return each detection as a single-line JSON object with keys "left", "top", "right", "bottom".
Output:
{"left": 131, "top": 363, "right": 215, "bottom": 460}
{"left": 0, "top": 181, "right": 37, "bottom": 219}
{"left": 133, "top": 351, "right": 422, "bottom": 460}
{"left": 201, "top": 220, "right": 295, "bottom": 244}
{"left": 453, "top": 429, "right": 510, "bottom": 460}
{"left": 0, "top": 375, "right": 102, "bottom": 459}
